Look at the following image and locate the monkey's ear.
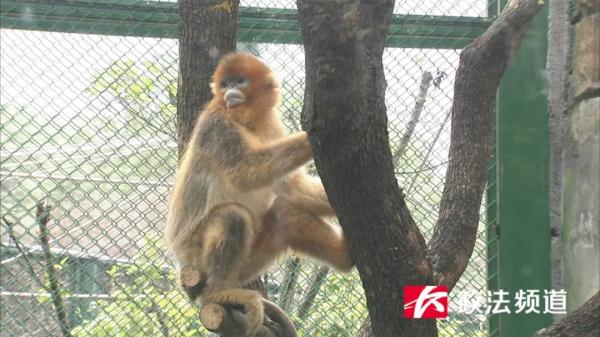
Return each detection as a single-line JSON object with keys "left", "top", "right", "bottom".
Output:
{"left": 266, "top": 73, "right": 280, "bottom": 89}
{"left": 210, "top": 77, "right": 217, "bottom": 95}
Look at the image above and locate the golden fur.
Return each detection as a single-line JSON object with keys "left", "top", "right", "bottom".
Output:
{"left": 165, "top": 52, "right": 352, "bottom": 336}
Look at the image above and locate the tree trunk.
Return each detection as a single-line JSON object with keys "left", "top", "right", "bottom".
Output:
{"left": 177, "top": 0, "right": 240, "bottom": 157}
{"left": 297, "top": 0, "right": 544, "bottom": 336}
{"left": 297, "top": 1, "right": 437, "bottom": 336}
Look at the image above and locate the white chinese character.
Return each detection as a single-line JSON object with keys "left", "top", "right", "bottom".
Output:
{"left": 543, "top": 289, "right": 567, "bottom": 314}
{"left": 514, "top": 289, "right": 540, "bottom": 313}
{"left": 451, "top": 291, "right": 485, "bottom": 314}
{"left": 487, "top": 290, "right": 511, "bottom": 314}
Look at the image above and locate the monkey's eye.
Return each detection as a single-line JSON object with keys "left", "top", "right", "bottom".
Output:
{"left": 236, "top": 77, "right": 250, "bottom": 88}
{"left": 220, "top": 81, "right": 227, "bottom": 89}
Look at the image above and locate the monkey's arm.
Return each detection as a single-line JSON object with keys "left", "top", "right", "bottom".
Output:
{"left": 198, "top": 113, "right": 312, "bottom": 189}
{"left": 230, "top": 133, "right": 312, "bottom": 190}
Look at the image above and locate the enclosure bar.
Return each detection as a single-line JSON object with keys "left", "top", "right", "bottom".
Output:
{"left": 495, "top": 2, "right": 552, "bottom": 337}
{"left": 0, "top": 0, "right": 491, "bottom": 49}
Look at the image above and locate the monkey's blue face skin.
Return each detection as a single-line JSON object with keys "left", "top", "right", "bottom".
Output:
{"left": 221, "top": 75, "right": 250, "bottom": 108}
{"left": 220, "top": 75, "right": 250, "bottom": 89}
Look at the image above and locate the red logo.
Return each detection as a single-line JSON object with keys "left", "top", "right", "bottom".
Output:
{"left": 403, "top": 285, "right": 448, "bottom": 319}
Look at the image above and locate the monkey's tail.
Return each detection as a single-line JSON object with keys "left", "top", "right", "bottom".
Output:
{"left": 262, "top": 298, "right": 298, "bottom": 337}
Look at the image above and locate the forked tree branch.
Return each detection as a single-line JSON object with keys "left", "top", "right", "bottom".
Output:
{"left": 2, "top": 216, "right": 45, "bottom": 289}
{"left": 3, "top": 208, "right": 72, "bottom": 337}
{"left": 297, "top": 0, "right": 545, "bottom": 336}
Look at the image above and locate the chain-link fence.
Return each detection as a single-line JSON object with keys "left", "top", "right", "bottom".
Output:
{"left": 1, "top": 1, "right": 496, "bottom": 336}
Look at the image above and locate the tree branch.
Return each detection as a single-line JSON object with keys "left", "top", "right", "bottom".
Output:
{"left": 200, "top": 299, "right": 297, "bottom": 337}
{"left": 298, "top": 0, "right": 546, "bottom": 336}
{"left": 427, "top": 0, "right": 545, "bottom": 290}
{"left": 278, "top": 257, "right": 302, "bottom": 312}
{"left": 177, "top": 0, "right": 240, "bottom": 158}
{"left": 2, "top": 216, "right": 46, "bottom": 289}
{"left": 36, "top": 202, "right": 73, "bottom": 337}
{"left": 296, "top": 265, "right": 329, "bottom": 321}
{"left": 150, "top": 300, "right": 171, "bottom": 337}
{"left": 535, "top": 291, "right": 600, "bottom": 337}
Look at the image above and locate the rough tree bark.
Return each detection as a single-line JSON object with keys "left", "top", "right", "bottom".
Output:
{"left": 535, "top": 291, "right": 600, "bottom": 337}
{"left": 298, "top": 0, "right": 436, "bottom": 335}
{"left": 297, "top": 0, "right": 544, "bottom": 336}
{"left": 176, "top": 1, "right": 295, "bottom": 336}
{"left": 426, "top": 0, "right": 545, "bottom": 290}
{"left": 177, "top": 0, "right": 239, "bottom": 157}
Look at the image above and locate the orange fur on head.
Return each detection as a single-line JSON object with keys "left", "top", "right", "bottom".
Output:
{"left": 210, "top": 53, "right": 280, "bottom": 124}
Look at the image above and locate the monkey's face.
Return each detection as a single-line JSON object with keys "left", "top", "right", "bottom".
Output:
{"left": 212, "top": 53, "right": 280, "bottom": 113}
{"left": 219, "top": 75, "right": 250, "bottom": 109}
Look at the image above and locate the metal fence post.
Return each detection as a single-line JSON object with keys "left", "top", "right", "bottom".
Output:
{"left": 491, "top": 1, "right": 553, "bottom": 336}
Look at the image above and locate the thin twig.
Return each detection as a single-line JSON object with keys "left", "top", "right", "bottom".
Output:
{"left": 0, "top": 252, "right": 25, "bottom": 265}
{"left": 392, "top": 71, "right": 433, "bottom": 164}
{"left": 1, "top": 216, "right": 45, "bottom": 289}
{"left": 36, "top": 202, "right": 73, "bottom": 337}
{"left": 150, "top": 300, "right": 171, "bottom": 337}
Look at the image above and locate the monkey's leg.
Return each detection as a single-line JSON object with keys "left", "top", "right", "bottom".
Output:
{"left": 177, "top": 203, "right": 252, "bottom": 300}
{"left": 277, "top": 172, "right": 335, "bottom": 217}
{"left": 235, "top": 206, "right": 289, "bottom": 283}
{"left": 191, "top": 204, "right": 264, "bottom": 337}
{"left": 200, "top": 204, "right": 255, "bottom": 289}
{"left": 276, "top": 199, "right": 354, "bottom": 272}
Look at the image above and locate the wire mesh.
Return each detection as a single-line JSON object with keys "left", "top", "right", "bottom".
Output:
{"left": 1, "top": 1, "right": 495, "bottom": 336}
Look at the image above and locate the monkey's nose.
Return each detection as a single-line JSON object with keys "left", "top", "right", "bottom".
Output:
{"left": 224, "top": 88, "right": 245, "bottom": 108}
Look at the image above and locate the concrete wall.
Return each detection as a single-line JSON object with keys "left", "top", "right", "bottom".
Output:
{"left": 553, "top": 0, "right": 600, "bottom": 312}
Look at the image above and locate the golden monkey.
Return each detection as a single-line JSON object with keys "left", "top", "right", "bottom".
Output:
{"left": 165, "top": 52, "right": 353, "bottom": 336}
